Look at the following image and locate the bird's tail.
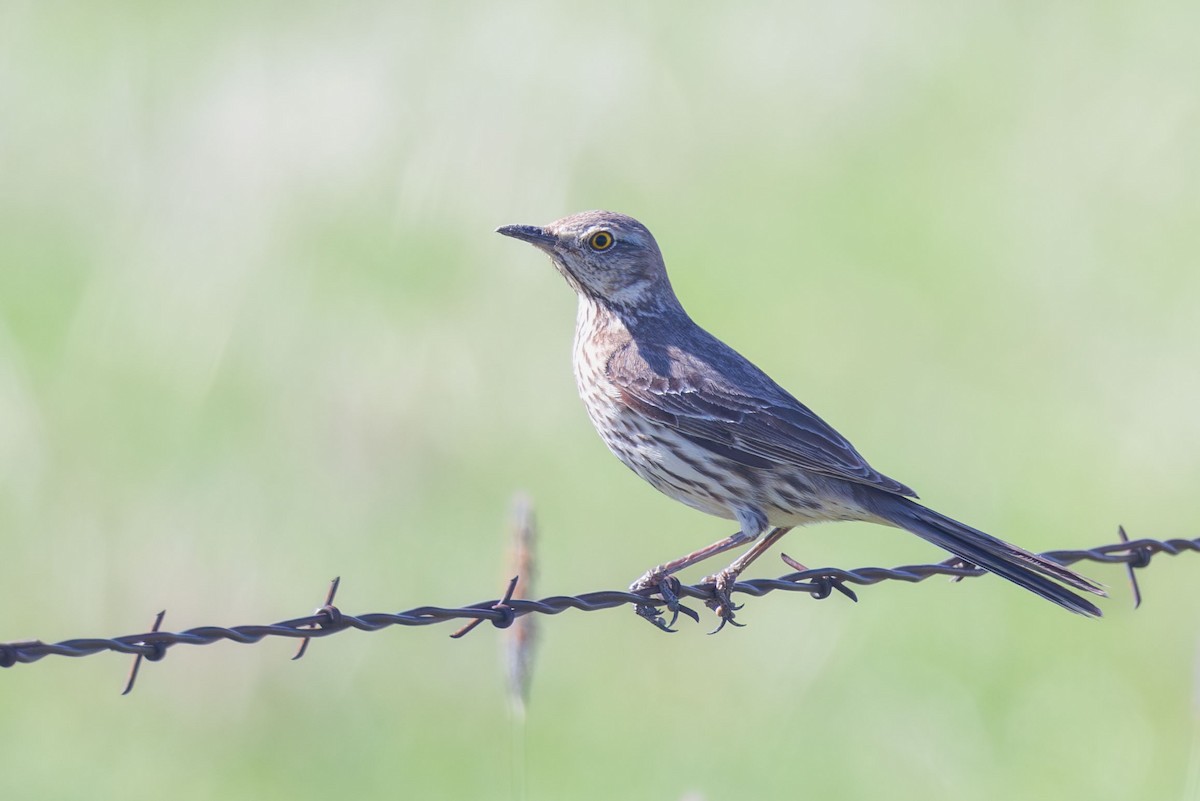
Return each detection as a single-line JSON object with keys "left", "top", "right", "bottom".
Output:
{"left": 865, "top": 494, "right": 1106, "bottom": 617}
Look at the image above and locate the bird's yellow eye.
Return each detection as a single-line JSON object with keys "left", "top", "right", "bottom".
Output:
{"left": 588, "top": 231, "right": 614, "bottom": 251}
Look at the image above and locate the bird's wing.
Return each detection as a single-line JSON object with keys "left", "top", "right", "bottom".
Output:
{"left": 607, "top": 342, "right": 917, "bottom": 498}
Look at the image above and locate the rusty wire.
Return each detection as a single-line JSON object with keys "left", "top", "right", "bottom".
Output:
{"left": 1, "top": 532, "right": 1196, "bottom": 684}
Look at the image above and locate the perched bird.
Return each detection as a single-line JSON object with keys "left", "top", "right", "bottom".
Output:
{"left": 497, "top": 210, "right": 1104, "bottom": 626}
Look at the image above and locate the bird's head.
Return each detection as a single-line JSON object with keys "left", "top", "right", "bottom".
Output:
{"left": 497, "top": 210, "right": 679, "bottom": 315}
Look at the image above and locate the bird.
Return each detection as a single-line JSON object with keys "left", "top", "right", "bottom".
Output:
{"left": 497, "top": 210, "right": 1104, "bottom": 628}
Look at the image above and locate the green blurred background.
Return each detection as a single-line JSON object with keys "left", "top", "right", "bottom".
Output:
{"left": 3, "top": 2, "right": 1199, "bottom": 799}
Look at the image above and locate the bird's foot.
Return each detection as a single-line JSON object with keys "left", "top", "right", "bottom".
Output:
{"left": 629, "top": 571, "right": 699, "bottom": 632}
{"left": 701, "top": 569, "right": 746, "bottom": 634}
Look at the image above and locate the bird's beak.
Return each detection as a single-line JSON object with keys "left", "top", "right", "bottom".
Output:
{"left": 496, "top": 224, "right": 557, "bottom": 251}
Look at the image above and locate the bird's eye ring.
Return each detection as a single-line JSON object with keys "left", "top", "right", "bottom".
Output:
{"left": 588, "top": 231, "right": 614, "bottom": 251}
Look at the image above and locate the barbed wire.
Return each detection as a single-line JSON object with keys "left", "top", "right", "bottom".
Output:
{"left": 1, "top": 530, "right": 1196, "bottom": 689}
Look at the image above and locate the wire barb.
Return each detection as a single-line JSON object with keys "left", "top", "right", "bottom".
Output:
{"left": 450, "top": 575, "right": 521, "bottom": 639}
{"left": 1117, "top": 526, "right": 1147, "bottom": 609}
{"left": 121, "top": 610, "right": 166, "bottom": 696}
{"left": 293, "top": 577, "right": 342, "bottom": 661}
{"left": 780, "top": 553, "right": 859, "bottom": 602}
{"left": 0, "top": 532, "right": 1195, "bottom": 673}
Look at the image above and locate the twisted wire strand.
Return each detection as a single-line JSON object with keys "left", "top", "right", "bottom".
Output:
{"left": 2, "top": 535, "right": 1195, "bottom": 671}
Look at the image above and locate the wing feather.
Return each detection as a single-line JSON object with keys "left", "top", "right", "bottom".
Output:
{"left": 608, "top": 337, "right": 917, "bottom": 498}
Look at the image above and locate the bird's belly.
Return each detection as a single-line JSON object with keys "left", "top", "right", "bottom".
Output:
{"left": 600, "top": 418, "right": 741, "bottom": 520}
{"left": 576, "top": 389, "right": 731, "bottom": 518}
{"left": 763, "top": 495, "right": 869, "bottom": 526}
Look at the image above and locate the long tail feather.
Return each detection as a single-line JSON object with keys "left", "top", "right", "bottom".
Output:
{"left": 866, "top": 494, "right": 1106, "bottom": 617}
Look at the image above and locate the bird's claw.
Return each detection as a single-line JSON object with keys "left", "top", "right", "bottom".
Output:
{"left": 702, "top": 570, "right": 746, "bottom": 634}
{"left": 630, "top": 573, "right": 699, "bottom": 632}
{"left": 634, "top": 602, "right": 680, "bottom": 632}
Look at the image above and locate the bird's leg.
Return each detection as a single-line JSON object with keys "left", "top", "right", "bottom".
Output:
{"left": 702, "top": 526, "right": 794, "bottom": 632}
{"left": 629, "top": 530, "right": 756, "bottom": 631}
{"left": 630, "top": 531, "right": 755, "bottom": 592}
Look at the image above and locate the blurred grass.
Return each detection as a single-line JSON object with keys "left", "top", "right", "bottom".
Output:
{"left": 2, "top": 1, "right": 1199, "bottom": 799}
